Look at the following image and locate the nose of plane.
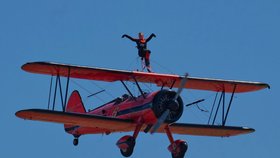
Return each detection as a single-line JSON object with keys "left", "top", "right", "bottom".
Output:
{"left": 152, "top": 90, "right": 184, "bottom": 123}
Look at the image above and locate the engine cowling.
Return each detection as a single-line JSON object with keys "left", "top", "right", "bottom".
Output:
{"left": 152, "top": 90, "right": 184, "bottom": 123}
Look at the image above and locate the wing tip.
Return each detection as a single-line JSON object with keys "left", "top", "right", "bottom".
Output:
{"left": 15, "top": 109, "right": 29, "bottom": 120}
{"left": 265, "top": 83, "right": 271, "bottom": 89}
{"left": 242, "top": 126, "right": 255, "bottom": 133}
{"left": 15, "top": 109, "right": 45, "bottom": 120}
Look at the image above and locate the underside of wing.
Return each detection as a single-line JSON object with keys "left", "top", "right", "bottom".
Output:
{"left": 22, "top": 62, "right": 269, "bottom": 93}
{"left": 16, "top": 109, "right": 255, "bottom": 137}
{"left": 157, "top": 123, "right": 255, "bottom": 137}
{"left": 15, "top": 109, "right": 135, "bottom": 133}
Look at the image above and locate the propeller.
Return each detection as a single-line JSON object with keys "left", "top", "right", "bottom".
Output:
{"left": 150, "top": 73, "right": 189, "bottom": 134}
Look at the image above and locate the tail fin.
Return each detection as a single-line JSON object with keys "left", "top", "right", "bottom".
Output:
{"left": 64, "top": 90, "right": 86, "bottom": 134}
{"left": 66, "top": 90, "right": 86, "bottom": 113}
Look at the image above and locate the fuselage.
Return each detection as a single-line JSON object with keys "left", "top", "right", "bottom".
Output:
{"left": 90, "top": 91, "right": 159, "bottom": 124}
{"left": 65, "top": 89, "right": 184, "bottom": 136}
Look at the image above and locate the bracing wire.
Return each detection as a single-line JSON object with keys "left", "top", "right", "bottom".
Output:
{"left": 71, "top": 79, "right": 106, "bottom": 103}
{"left": 184, "top": 92, "right": 220, "bottom": 124}
{"left": 150, "top": 59, "right": 175, "bottom": 74}
{"left": 126, "top": 56, "right": 140, "bottom": 71}
{"left": 89, "top": 81, "right": 115, "bottom": 99}
{"left": 141, "top": 82, "right": 153, "bottom": 92}
{"left": 71, "top": 80, "right": 91, "bottom": 94}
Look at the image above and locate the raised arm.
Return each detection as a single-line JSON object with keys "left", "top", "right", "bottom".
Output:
{"left": 122, "top": 34, "right": 137, "bottom": 42}
{"left": 146, "top": 33, "right": 156, "bottom": 42}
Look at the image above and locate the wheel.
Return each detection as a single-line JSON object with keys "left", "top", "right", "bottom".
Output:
{"left": 73, "top": 138, "right": 79, "bottom": 146}
{"left": 119, "top": 137, "right": 135, "bottom": 157}
{"left": 171, "top": 141, "right": 188, "bottom": 158}
{"left": 120, "top": 147, "right": 134, "bottom": 157}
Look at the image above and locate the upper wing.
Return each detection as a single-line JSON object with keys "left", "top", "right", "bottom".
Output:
{"left": 157, "top": 123, "right": 255, "bottom": 137}
{"left": 16, "top": 109, "right": 135, "bottom": 133}
{"left": 22, "top": 62, "right": 270, "bottom": 93}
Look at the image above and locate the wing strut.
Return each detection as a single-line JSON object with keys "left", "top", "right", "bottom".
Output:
{"left": 208, "top": 92, "right": 218, "bottom": 124}
{"left": 57, "top": 75, "right": 64, "bottom": 108}
{"left": 47, "top": 75, "right": 53, "bottom": 110}
{"left": 63, "top": 67, "right": 71, "bottom": 111}
{"left": 52, "top": 75, "right": 59, "bottom": 110}
{"left": 47, "top": 67, "right": 71, "bottom": 112}
{"left": 169, "top": 79, "right": 176, "bottom": 89}
{"left": 132, "top": 77, "right": 146, "bottom": 99}
{"left": 223, "top": 84, "right": 236, "bottom": 125}
{"left": 208, "top": 84, "right": 237, "bottom": 126}
{"left": 120, "top": 80, "right": 136, "bottom": 101}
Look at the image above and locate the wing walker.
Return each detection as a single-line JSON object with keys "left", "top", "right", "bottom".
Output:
{"left": 16, "top": 61, "right": 269, "bottom": 158}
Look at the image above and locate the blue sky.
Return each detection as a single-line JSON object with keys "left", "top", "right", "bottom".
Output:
{"left": 1, "top": 0, "right": 279, "bottom": 157}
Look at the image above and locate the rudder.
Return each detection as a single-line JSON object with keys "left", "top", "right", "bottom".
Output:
{"left": 64, "top": 90, "right": 85, "bottom": 135}
{"left": 66, "top": 90, "right": 86, "bottom": 113}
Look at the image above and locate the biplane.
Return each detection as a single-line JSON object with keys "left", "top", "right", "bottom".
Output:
{"left": 16, "top": 62, "right": 269, "bottom": 158}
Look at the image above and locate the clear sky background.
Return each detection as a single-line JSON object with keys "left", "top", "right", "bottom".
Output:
{"left": 0, "top": 0, "right": 279, "bottom": 158}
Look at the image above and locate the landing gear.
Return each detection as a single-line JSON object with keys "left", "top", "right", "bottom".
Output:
{"left": 73, "top": 135, "right": 80, "bottom": 146}
{"left": 118, "top": 136, "right": 136, "bottom": 157}
{"left": 165, "top": 126, "right": 188, "bottom": 158}
{"left": 116, "top": 121, "right": 143, "bottom": 157}
{"left": 168, "top": 140, "right": 188, "bottom": 158}
{"left": 73, "top": 138, "right": 79, "bottom": 146}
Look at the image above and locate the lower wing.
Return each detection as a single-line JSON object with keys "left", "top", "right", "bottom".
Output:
{"left": 15, "top": 109, "right": 135, "bottom": 133}
{"left": 16, "top": 109, "right": 254, "bottom": 137}
{"left": 158, "top": 123, "right": 254, "bottom": 137}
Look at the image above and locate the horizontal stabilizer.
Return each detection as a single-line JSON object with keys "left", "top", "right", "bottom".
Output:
{"left": 158, "top": 123, "right": 255, "bottom": 137}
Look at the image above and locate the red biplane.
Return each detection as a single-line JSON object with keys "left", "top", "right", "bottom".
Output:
{"left": 16, "top": 62, "right": 269, "bottom": 158}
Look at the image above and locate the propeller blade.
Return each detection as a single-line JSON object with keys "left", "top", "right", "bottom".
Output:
{"left": 173, "top": 73, "right": 188, "bottom": 101}
{"left": 150, "top": 109, "right": 170, "bottom": 134}
{"left": 150, "top": 73, "right": 189, "bottom": 134}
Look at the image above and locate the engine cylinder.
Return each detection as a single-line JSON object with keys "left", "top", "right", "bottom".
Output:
{"left": 152, "top": 90, "right": 184, "bottom": 123}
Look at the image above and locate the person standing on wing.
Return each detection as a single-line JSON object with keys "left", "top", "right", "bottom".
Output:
{"left": 122, "top": 32, "right": 156, "bottom": 72}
